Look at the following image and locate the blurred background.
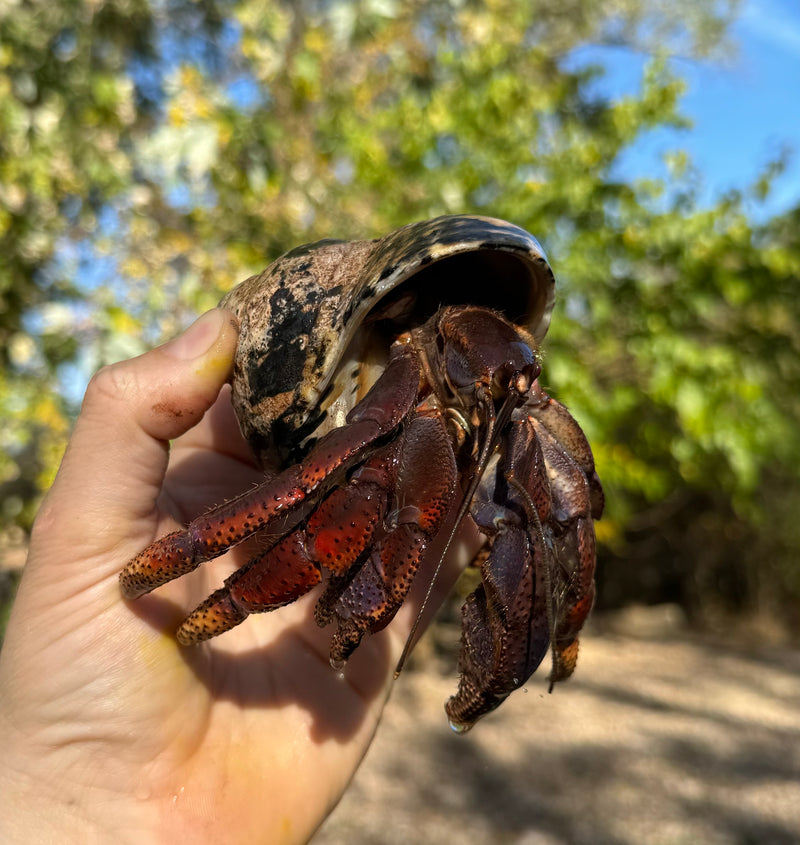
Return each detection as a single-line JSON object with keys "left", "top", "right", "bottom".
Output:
{"left": 1, "top": 0, "right": 799, "bottom": 840}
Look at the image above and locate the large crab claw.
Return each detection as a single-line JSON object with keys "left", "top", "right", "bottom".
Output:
{"left": 445, "top": 391, "right": 603, "bottom": 730}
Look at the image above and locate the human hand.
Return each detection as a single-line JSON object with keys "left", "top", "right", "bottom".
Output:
{"left": 0, "top": 309, "right": 479, "bottom": 844}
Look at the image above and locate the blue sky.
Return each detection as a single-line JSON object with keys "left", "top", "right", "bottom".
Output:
{"left": 574, "top": 0, "right": 800, "bottom": 221}
{"left": 680, "top": 0, "right": 800, "bottom": 216}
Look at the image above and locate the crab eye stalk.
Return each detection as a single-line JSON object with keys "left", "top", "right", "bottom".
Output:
{"left": 514, "top": 358, "right": 541, "bottom": 395}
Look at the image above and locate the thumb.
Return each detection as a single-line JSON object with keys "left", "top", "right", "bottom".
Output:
{"left": 30, "top": 308, "right": 239, "bottom": 573}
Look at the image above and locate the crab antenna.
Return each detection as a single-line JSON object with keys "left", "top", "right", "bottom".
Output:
{"left": 393, "top": 380, "right": 524, "bottom": 680}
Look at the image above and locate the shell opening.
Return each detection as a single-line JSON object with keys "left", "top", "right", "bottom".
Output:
{"left": 320, "top": 248, "right": 555, "bottom": 443}
{"left": 368, "top": 249, "right": 553, "bottom": 342}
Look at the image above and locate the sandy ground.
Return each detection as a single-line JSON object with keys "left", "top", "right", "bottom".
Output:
{"left": 3, "top": 534, "right": 797, "bottom": 844}
{"left": 313, "top": 611, "right": 800, "bottom": 845}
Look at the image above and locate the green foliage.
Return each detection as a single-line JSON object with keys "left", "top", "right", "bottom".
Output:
{"left": 3, "top": 0, "right": 799, "bottom": 626}
{"left": 547, "top": 192, "right": 800, "bottom": 626}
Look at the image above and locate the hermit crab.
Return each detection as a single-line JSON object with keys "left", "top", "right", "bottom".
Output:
{"left": 120, "top": 215, "right": 604, "bottom": 731}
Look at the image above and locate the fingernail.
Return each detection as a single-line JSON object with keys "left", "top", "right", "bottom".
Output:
{"left": 165, "top": 309, "right": 227, "bottom": 360}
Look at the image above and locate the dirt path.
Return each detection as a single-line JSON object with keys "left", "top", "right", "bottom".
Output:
{"left": 313, "top": 617, "right": 800, "bottom": 845}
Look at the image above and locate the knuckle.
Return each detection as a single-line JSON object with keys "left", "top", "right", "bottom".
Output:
{"left": 84, "top": 361, "right": 141, "bottom": 408}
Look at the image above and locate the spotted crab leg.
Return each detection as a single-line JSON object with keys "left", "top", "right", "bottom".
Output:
{"left": 175, "top": 445, "right": 395, "bottom": 643}
{"left": 445, "top": 418, "right": 553, "bottom": 731}
{"left": 119, "top": 343, "right": 421, "bottom": 601}
{"left": 323, "top": 411, "right": 457, "bottom": 666}
{"left": 176, "top": 410, "right": 456, "bottom": 652}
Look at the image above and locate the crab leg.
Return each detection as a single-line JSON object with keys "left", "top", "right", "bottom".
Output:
{"left": 529, "top": 416, "right": 597, "bottom": 687}
{"left": 445, "top": 418, "right": 553, "bottom": 731}
{"left": 119, "top": 343, "right": 421, "bottom": 600}
{"left": 177, "top": 412, "right": 456, "bottom": 650}
{"left": 546, "top": 514, "right": 596, "bottom": 686}
{"left": 175, "top": 449, "right": 394, "bottom": 643}
{"left": 311, "top": 444, "right": 401, "bottom": 630}
{"left": 324, "top": 411, "right": 457, "bottom": 665}
{"left": 527, "top": 391, "right": 604, "bottom": 519}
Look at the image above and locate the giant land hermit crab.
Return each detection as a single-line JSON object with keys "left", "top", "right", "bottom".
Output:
{"left": 120, "top": 215, "right": 604, "bottom": 731}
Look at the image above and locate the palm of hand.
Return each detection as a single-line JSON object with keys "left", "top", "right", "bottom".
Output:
{"left": 1, "top": 390, "right": 409, "bottom": 843}
{"left": 0, "top": 312, "right": 479, "bottom": 844}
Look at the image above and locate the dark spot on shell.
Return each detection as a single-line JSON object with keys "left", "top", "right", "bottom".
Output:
{"left": 379, "top": 262, "right": 398, "bottom": 281}
{"left": 246, "top": 280, "right": 328, "bottom": 402}
{"left": 343, "top": 283, "right": 378, "bottom": 326}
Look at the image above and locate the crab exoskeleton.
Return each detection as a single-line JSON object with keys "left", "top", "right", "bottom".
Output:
{"left": 120, "top": 215, "right": 604, "bottom": 731}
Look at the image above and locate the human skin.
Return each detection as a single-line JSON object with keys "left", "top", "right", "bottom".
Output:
{"left": 0, "top": 309, "right": 479, "bottom": 845}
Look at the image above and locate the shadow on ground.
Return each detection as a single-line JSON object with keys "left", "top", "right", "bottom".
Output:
{"left": 313, "top": 617, "right": 800, "bottom": 845}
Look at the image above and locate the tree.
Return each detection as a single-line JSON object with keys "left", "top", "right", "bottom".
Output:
{"left": 6, "top": 0, "right": 800, "bottom": 628}
{"left": 552, "top": 186, "right": 800, "bottom": 625}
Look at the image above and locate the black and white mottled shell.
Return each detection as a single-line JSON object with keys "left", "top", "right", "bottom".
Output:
{"left": 220, "top": 214, "right": 556, "bottom": 467}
